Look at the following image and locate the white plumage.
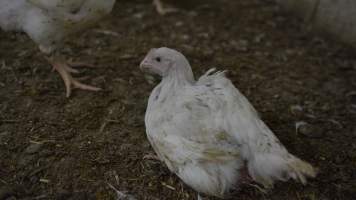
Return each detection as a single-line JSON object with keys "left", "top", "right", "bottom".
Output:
{"left": 140, "top": 47, "right": 316, "bottom": 199}
{"left": 0, "top": 0, "right": 115, "bottom": 97}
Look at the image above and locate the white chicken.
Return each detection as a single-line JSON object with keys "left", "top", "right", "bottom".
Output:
{"left": 0, "top": 0, "right": 116, "bottom": 97}
{"left": 140, "top": 47, "right": 317, "bottom": 199}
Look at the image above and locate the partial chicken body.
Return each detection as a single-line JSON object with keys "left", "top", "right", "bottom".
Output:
{"left": 0, "top": 0, "right": 116, "bottom": 97}
{"left": 140, "top": 47, "right": 316, "bottom": 199}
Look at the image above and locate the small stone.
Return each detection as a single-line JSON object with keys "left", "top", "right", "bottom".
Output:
{"left": 25, "top": 143, "right": 43, "bottom": 154}
{"left": 181, "top": 34, "right": 190, "bottom": 40}
{"left": 175, "top": 21, "right": 184, "bottom": 27}
{"left": 296, "top": 122, "right": 323, "bottom": 138}
{"left": 290, "top": 105, "right": 303, "bottom": 116}
{"left": 254, "top": 33, "right": 265, "bottom": 43}
{"left": 133, "top": 12, "right": 144, "bottom": 19}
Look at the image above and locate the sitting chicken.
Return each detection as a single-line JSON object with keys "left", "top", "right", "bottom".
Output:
{"left": 0, "top": 0, "right": 116, "bottom": 97}
{"left": 140, "top": 47, "right": 316, "bottom": 199}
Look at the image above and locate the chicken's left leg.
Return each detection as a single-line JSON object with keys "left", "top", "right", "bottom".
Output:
{"left": 47, "top": 57, "right": 101, "bottom": 97}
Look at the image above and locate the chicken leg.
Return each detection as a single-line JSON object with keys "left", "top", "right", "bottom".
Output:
{"left": 47, "top": 56, "right": 101, "bottom": 97}
{"left": 152, "top": 0, "right": 178, "bottom": 15}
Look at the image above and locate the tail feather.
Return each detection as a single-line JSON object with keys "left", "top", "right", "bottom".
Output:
{"left": 247, "top": 154, "right": 317, "bottom": 188}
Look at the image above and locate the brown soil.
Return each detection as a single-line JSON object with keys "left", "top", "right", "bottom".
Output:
{"left": 0, "top": 0, "right": 355, "bottom": 199}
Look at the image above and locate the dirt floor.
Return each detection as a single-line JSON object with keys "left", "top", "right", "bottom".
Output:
{"left": 0, "top": 0, "right": 355, "bottom": 199}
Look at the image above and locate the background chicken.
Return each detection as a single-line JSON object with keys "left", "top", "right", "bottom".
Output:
{"left": 0, "top": 0, "right": 116, "bottom": 97}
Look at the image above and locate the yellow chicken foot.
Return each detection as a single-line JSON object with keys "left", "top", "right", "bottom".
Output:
{"left": 46, "top": 57, "right": 101, "bottom": 97}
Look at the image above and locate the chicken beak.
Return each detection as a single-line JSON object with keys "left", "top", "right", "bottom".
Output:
{"left": 140, "top": 48, "right": 157, "bottom": 72}
{"left": 140, "top": 58, "right": 161, "bottom": 84}
{"left": 139, "top": 59, "right": 150, "bottom": 71}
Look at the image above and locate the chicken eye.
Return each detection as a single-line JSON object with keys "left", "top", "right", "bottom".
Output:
{"left": 155, "top": 57, "right": 161, "bottom": 62}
